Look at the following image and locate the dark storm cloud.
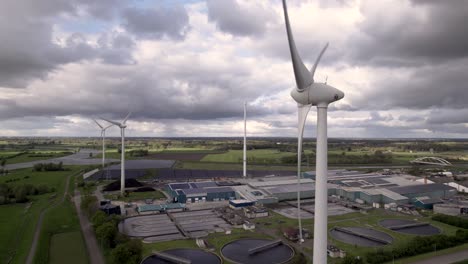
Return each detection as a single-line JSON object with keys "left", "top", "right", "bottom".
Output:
{"left": 355, "top": 58, "right": 468, "bottom": 110}
{"left": 349, "top": 0, "right": 468, "bottom": 66}
{"left": 427, "top": 109, "right": 468, "bottom": 125}
{"left": 206, "top": 0, "right": 275, "bottom": 37}
{"left": 0, "top": 55, "right": 278, "bottom": 122}
{"left": 0, "top": 0, "right": 135, "bottom": 88}
{"left": 121, "top": 5, "right": 190, "bottom": 40}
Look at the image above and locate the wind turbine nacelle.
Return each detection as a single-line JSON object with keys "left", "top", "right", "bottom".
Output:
{"left": 291, "top": 83, "right": 344, "bottom": 106}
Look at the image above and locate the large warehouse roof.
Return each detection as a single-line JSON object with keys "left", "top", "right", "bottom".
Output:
{"left": 389, "top": 183, "right": 455, "bottom": 195}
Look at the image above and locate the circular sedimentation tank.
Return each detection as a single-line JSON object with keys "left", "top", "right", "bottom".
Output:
{"left": 141, "top": 249, "right": 221, "bottom": 264}
{"left": 330, "top": 227, "right": 393, "bottom": 247}
{"left": 221, "top": 238, "right": 294, "bottom": 264}
{"left": 379, "top": 219, "right": 441, "bottom": 236}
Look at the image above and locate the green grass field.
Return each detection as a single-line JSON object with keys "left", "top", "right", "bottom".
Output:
{"left": 0, "top": 167, "right": 86, "bottom": 264}
{"left": 0, "top": 204, "right": 27, "bottom": 263}
{"left": 34, "top": 170, "right": 88, "bottom": 264}
{"left": 201, "top": 149, "right": 306, "bottom": 163}
{"left": 49, "top": 232, "right": 88, "bottom": 264}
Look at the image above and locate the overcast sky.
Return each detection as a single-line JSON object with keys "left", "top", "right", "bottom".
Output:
{"left": 0, "top": 0, "right": 467, "bottom": 138}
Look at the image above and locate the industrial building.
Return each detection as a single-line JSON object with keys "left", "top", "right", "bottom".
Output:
{"left": 388, "top": 184, "right": 456, "bottom": 202}
{"left": 166, "top": 181, "right": 236, "bottom": 203}
{"left": 433, "top": 202, "right": 468, "bottom": 216}
{"left": 164, "top": 170, "right": 458, "bottom": 210}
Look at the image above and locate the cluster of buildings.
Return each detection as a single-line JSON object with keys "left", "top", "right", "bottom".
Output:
{"left": 163, "top": 169, "right": 461, "bottom": 211}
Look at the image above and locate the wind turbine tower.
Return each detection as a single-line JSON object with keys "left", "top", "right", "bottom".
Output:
{"left": 93, "top": 119, "right": 113, "bottom": 172}
{"left": 243, "top": 102, "right": 247, "bottom": 178}
{"left": 282, "top": 1, "right": 345, "bottom": 263}
{"left": 101, "top": 113, "right": 131, "bottom": 195}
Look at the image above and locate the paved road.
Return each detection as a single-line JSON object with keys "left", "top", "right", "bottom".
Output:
{"left": 25, "top": 169, "right": 74, "bottom": 264}
{"left": 409, "top": 250, "right": 468, "bottom": 264}
{"left": 74, "top": 189, "right": 105, "bottom": 264}
{"left": 5, "top": 149, "right": 118, "bottom": 170}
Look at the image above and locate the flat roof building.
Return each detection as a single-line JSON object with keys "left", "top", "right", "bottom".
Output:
{"left": 166, "top": 181, "right": 236, "bottom": 203}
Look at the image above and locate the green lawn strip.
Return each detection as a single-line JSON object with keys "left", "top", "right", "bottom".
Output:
{"left": 49, "top": 231, "right": 88, "bottom": 264}
{"left": 383, "top": 243, "right": 468, "bottom": 264}
{"left": 0, "top": 204, "right": 26, "bottom": 263}
{"left": 9, "top": 197, "right": 50, "bottom": 264}
{"left": 142, "top": 239, "right": 198, "bottom": 257}
{"left": 33, "top": 169, "right": 88, "bottom": 264}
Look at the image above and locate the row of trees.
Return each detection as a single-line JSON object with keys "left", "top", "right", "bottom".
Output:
{"left": 91, "top": 211, "right": 142, "bottom": 264}
{"left": 80, "top": 196, "right": 141, "bottom": 264}
{"left": 364, "top": 229, "right": 468, "bottom": 264}
{"left": 33, "top": 162, "right": 66, "bottom": 172}
{"left": 432, "top": 214, "right": 468, "bottom": 229}
{"left": 0, "top": 183, "right": 55, "bottom": 204}
{"left": 129, "top": 149, "right": 149, "bottom": 157}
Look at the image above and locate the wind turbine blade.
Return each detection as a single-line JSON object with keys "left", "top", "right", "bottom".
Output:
{"left": 100, "top": 117, "right": 121, "bottom": 127}
{"left": 93, "top": 119, "right": 103, "bottom": 129}
{"left": 123, "top": 112, "right": 131, "bottom": 124}
{"left": 104, "top": 124, "right": 114, "bottom": 130}
{"left": 310, "top": 43, "right": 329, "bottom": 80}
{"left": 282, "top": 0, "right": 314, "bottom": 91}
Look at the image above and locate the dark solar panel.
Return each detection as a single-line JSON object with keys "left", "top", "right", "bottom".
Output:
{"left": 194, "top": 182, "right": 218, "bottom": 188}
{"left": 170, "top": 183, "right": 190, "bottom": 190}
{"left": 366, "top": 178, "right": 389, "bottom": 184}
{"left": 346, "top": 182, "right": 363, "bottom": 187}
{"left": 205, "top": 187, "right": 234, "bottom": 193}
{"left": 182, "top": 188, "right": 206, "bottom": 195}
{"left": 389, "top": 183, "right": 455, "bottom": 194}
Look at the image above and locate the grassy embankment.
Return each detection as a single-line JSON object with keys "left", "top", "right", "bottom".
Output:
{"left": 0, "top": 166, "right": 87, "bottom": 264}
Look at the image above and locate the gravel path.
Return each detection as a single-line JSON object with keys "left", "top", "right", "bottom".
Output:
{"left": 74, "top": 189, "right": 105, "bottom": 264}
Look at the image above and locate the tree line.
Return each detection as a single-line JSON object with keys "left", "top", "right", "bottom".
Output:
{"left": 362, "top": 229, "right": 468, "bottom": 264}
{"left": 432, "top": 214, "right": 468, "bottom": 229}
{"left": 0, "top": 183, "right": 55, "bottom": 204}
{"left": 33, "top": 162, "right": 66, "bottom": 172}
{"left": 81, "top": 196, "right": 142, "bottom": 264}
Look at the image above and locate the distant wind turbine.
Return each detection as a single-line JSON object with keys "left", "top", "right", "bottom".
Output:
{"left": 92, "top": 119, "right": 114, "bottom": 172}
{"left": 101, "top": 112, "right": 131, "bottom": 195}
{"left": 243, "top": 102, "right": 247, "bottom": 178}
{"left": 282, "top": 1, "right": 345, "bottom": 263}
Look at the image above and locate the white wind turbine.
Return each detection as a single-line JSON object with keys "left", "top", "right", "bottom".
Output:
{"left": 243, "top": 101, "right": 247, "bottom": 178}
{"left": 101, "top": 112, "right": 131, "bottom": 195}
{"left": 93, "top": 119, "right": 114, "bottom": 177}
{"left": 282, "top": 1, "right": 344, "bottom": 263}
